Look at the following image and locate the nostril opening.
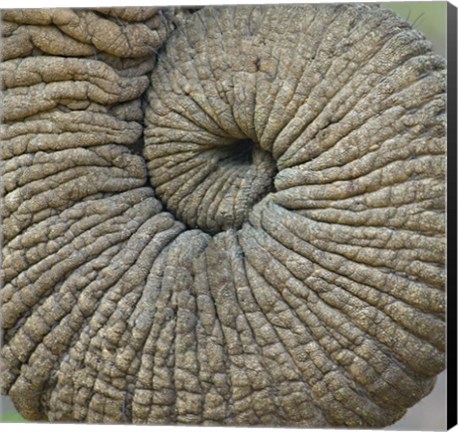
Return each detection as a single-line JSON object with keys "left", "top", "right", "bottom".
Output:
{"left": 218, "top": 138, "right": 255, "bottom": 166}
{"left": 145, "top": 134, "right": 277, "bottom": 234}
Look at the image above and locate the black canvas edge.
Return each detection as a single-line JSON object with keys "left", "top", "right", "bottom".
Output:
{"left": 447, "top": 1, "right": 458, "bottom": 430}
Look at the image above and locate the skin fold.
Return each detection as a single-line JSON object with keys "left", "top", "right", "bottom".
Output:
{"left": 1, "top": 4, "right": 446, "bottom": 427}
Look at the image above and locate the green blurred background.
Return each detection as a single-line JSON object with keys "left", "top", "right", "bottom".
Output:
{"left": 385, "top": 1, "right": 447, "bottom": 56}
{"left": 0, "top": 1, "right": 448, "bottom": 427}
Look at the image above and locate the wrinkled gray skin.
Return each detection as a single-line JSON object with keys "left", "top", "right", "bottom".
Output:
{"left": 1, "top": 4, "right": 446, "bottom": 428}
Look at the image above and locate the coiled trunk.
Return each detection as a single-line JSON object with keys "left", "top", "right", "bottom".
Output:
{"left": 1, "top": 4, "right": 446, "bottom": 427}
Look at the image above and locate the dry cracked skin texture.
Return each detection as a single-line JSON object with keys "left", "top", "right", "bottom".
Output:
{"left": 0, "top": 3, "right": 446, "bottom": 428}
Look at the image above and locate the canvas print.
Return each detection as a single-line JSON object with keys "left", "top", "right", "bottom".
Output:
{"left": 0, "top": 1, "right": 451, "bottom": 430}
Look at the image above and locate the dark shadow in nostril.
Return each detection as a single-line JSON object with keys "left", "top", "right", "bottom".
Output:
{"left": 218, "top": 138, "right": 255, "bottom": 166}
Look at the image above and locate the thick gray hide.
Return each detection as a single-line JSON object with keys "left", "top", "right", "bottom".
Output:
{"left": 1, "top": 4, "right": 446, "bottom": 428}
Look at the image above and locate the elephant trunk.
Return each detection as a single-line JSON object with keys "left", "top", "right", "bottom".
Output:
{"left": 1, "top": 4, "right": 446, "bottom": 427}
